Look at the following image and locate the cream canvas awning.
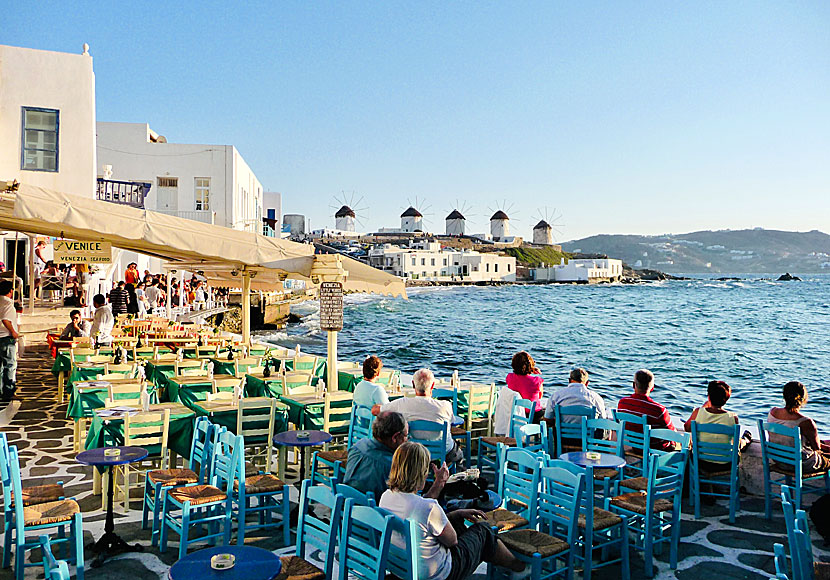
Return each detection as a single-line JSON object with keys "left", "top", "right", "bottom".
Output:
{"left": 0, "top": 184, "right": 406, "bottom": 298}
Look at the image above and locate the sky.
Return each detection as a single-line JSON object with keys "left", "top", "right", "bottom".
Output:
{"left": 4, "top": 1, "right": 829, "bottom": 241}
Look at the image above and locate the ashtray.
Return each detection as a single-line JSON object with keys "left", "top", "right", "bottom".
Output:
{"left": 210, "top": 553, "right": 235, "bottom": 570}
{"left": 296, "top": 431, "right": 310, "bottom": 440}
{"left": 585, "top": 452, "right": 601, "bottom": 461}
{"left": 104, "top": 448, "right": 121, "bottom": 457}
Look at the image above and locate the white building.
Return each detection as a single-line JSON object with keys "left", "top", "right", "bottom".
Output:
{"left": 400, "top": 207, "right": 423, "bottom": 232}
{"left": 0, "top": 43, "right": 98, "bottom": 285}
{"left": 335, "top": 205, "right": 356, "bottom": 232}
{"left": 96, "top": 122, "right": 263, "bottom": 233}
{"left": 368, "top": 241, "right": 516, "bottom": 282}
{"left": 263, "top": 191, "right": 282, "bottom": 237}
{"left": 490, "top": 210, "right": 510, "bottom": 241}
{"left": 533, "top": 258, "right": 623, "bottom": 282}
{"left": 532, "top": 220, "right": 553, "bottom": 245}
{"left": 445, "top": 209, "right": 466, "bottom": 236}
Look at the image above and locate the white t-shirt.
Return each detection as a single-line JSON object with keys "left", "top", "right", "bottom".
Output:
{"left": 90, "top": 304, "right": 114, "bottom": 344}
{"left": 353, "top": 379, "right": 390, "bottom": 409}
{"left": 145, "top": 286, "right": 160, "bottom": 306}
{"left": 0, "top": 296, "right": 18, "bottom": 338}
{"left": 381, "top": 396, "right": 454, "bottom": 452}
{"left": 379, "top": 490, "right": 451, "bottom": 580}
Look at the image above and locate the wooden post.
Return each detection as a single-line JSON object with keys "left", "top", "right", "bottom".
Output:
{"left": 241, "top": 270, "right": 251, "bottom": 345}
{"left": 27, "top": 234, "right": 35, "bottom": 313}
{"left": 327, "top": 330, "right": 338, "bottom": 392}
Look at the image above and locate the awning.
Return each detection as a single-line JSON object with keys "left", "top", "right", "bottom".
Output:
{"left": 0, "top": 184, "right": 405, "bottom": 298}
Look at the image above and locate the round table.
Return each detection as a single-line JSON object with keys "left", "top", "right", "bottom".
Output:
{"left": 272, "top": 430, "right": 333, "bottom": 482}
{"left": 168, "top": 545, "right": 282, "bottom": 580}
{"left": 559, "top": 452, "right": 626, "bottom": 470}
{"left": 76, "top": 446, "right": 148, "bottom": 567}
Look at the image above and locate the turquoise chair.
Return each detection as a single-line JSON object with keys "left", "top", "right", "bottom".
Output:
{"left": 280, "top": 480, "right": 344, "bottom": 580}
{"left": 339, "top": 499, "right": 394, "bottom": 580}
{"left": 581, "top": 417, "right": 624, "bottom": 498}
{"left": 612, "top": 410, "right": 650, "bottom": 478}
{"left": 554, "top": 405, "right": 593, "bottom": 456}
{"left": 773, "top": 542, "right": 790, "bottom": 580}
{"left": 607, "top": 452, "right": 685, "bottom": 578}
{"left": 408, "top": 419, "right": 449, "bottom": 465}
{"left": 516, "top": 423, "right": 551, "bottom": 456}
{"left": 310, "top": 450, "right": 344, "bottom": 490}
{"left": 434, "top": 387, "right": 473, "bottom": 466}
{"left": 335, "top": 482, "right": 375, "bottom": 506}
{"left": 5, "top": 447, "right": 84, "bottom": 580}
{"left": 160, "top": 428, "right": 239, "bottom": 558}
{"left": 38, "top": 536, "right": 70, "bottom": 580}
{"left": 348, "top": 405, "right": 375, "bottom": 447}
{"left": 545, "top": 459, "right": 629, "bottom": 580}
{"left": 758, "top": 419, "right": 830, "bottom": 519}
{"left": 690, "top": 422, "right": 741, "bottom": 522}
{"left": 377, "top": 508, "right": 419, "bottom": 580}
{"left": 232, "top": 435, "right": 291, "bottom": 546}
{"left": 485, "top": 445, "right": 541, "bottom": 533}
{"left": 478, "top": 397, "right": 533, "bottom": 477}
{"left": 142, "top": 416, "right": 217, "bottom": 546}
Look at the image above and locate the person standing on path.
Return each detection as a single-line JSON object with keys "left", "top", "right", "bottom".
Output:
{"left": 0, "top": 280, "right": 20, "bottom": 402}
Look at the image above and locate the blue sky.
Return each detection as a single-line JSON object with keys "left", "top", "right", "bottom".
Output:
{"left": 5, "top": 2, "right": 829, "bottom": 241}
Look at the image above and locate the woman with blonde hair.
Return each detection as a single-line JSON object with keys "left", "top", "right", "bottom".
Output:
{"left": 379, "top": 442, "right": 525, "bottom": 580}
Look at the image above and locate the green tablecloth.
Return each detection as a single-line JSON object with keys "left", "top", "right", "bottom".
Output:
{"left": 189, "top": 400, "right": 289, "bottom": 437}
{"left": 278, "top": 394, "right": 352, "bottom": 432}
{"left": 166, "top": 377, "right": 214, "bottom": 406}
{"left": 51, "top": 349, "right": 114, "bottom": 378}
{"left": 67, "top": 382, "right": 159, "bottom": 420}
{"left": 84, "top": 405, "right": 195, "bottom": 459}
{"left": 210, "top": 358, "right": 238, "bottom": 376}
{"left": 66, "top": 365, "right": 108, "bottom": 391}
{"left": 338, "top": 370, "right": 363, "bottom": 392}
{"left": 145, "top": 361, "right": 176, "bottom": 388}
{"left": 245, "top": 374, "right": 285, "bottom": 398}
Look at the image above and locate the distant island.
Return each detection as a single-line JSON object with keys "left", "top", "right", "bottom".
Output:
{"left": 562, "top": 228, "right": 830, "bottom": 274}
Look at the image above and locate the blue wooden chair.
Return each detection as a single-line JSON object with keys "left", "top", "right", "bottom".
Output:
{"left": 554, "top": 405, "right": 593, "bottom": 456}
{"left": 160, "top": 428, "right": 239, "bottom": 558}
{"left": 478, "top": 397, "right": 533, "bottom": 477}
{"left": 484, "top": 445, "right": 542, "bottom": 533}
{"left": 607, "top": 452, "right": 686, "bottom": 578}
{"left": 516, "top": 423, "right": 551, "bottom": 456}
{"left": 545, "top": 459, "right": 629, "bottom": 580}
{"left": 279, "top": 480, "right": 344, "bottom": 580}
{"left": 335, "top": 482, "right": 375, "bottom": 505}
{"left": 376, "top": 508, "right": 419, "bottom": 580}
{"left": 435, "top": 387, "right": 474, "bottom": 466}
{"left": 612, "top": 410, "right": 650, "bottom": 478}
{"left": 142, "top": 416, "right": 217, "bottom": 546}
{"left": 408, "top": 419, "right": 449, "bottom": 465}
{"left": 690, "top": 422, "right": 741, "bottom": 522}
{"left": 339, "top": 500, "right": 394, "bottom": 580}
{"left": 5, "top": 447, "right": 84, "bottom": 580}
{"left": 773, "top": 542, "right": 790, "bottom": 580}
{"left": 581, "top": 417, "right": 624, "bottom": 498}
{"left": 348, "top": 404, "right": 375, "bottom": 447}
{"left": 758, "top": 419, "right": 830, "bottom": 519}
{"left": 38, "top": 536, "right": 70, "bottom": 580}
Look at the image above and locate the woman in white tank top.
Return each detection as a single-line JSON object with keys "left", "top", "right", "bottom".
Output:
{"left": 767, "top": 381, "right": 830, "bottom": 473}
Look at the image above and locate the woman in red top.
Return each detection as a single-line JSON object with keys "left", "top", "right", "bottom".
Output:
{"left": 506, "top": 351, "right": 544, "bottom": 423}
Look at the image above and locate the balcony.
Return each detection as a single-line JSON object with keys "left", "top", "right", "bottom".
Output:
{"left": 96, "top": 178, "right": 151, "bottom": 208}
{"left": 154, "top": 209, "right": 216, "bottom": 224}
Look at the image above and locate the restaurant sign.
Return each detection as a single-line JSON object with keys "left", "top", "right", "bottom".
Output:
{"left": 53, "top": 240, "right": 112, "bottom": 264}
{"left": 319, "top": 281, "right": 344, "bottom": 331}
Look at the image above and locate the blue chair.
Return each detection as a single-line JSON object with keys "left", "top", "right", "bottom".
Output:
{"left": 554, "top": 405, "right": 594, "bottom": 456}
{"left": 690, "top": 422, "right": 741, "bottom": 522}
{"left": 377, "top": 508, "right": 419, "bottom": 580}
{"left": 581, "top": 417, "right": 624, "bottom": 498}
{"left": 160, "top": 429, "right": 239, "bottom": 558}
{"left": 616, "top": 427, "right": 686, "bottom": 495}
{"left": 408, "top": 419, "right": 449, "bottom": 465}
{"left": 142, "top": 416, "right": 217, "bottom": 546}
{"left": 516, "top": 423, "right": 551, "bottom": 456}
{"left": 335, "top": 482, "right": 375, "bottom": 506}
{"left": 607, "top": 452, "right": 685, "bottom": 578}
{"left": 435, "top": 387, "right": 474, "bottom": 467}
{"left": 484, "top": 445, "right": 541, "bottom": 533}
{"left": 5, "top": 447, "right": 84, "bottom": 580}
{"left": 339, "top": 500, "right": 394, "bottom": 580}
{"left": 310, "top": 450, "right": 344, "bottom": 490}
{"left": 348, "top": 405, "right": 375, "bottom": 448}
{"left": 38, "top": 536, "right": 70, "bottom": 580}
{"left": 478, "top": 397, "right": 533, "bottom": 477}
{"left": 773, "top": 542, "right": 790, "bottom": 580}
{"left": 758, "top": 419, "right": 830, "bottom": 519}
{"left": 612, "top": 410, "right": 650, "bottom": 478}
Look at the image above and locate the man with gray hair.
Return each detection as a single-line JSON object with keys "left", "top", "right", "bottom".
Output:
{"left": 379, "top": 368, "right": 465, "bottom": 467}
{"left": 343, "top": 411, "right": 449, "bottom": 500}
{"left": 545, "top": 367, "right": 609, "bottom": 423}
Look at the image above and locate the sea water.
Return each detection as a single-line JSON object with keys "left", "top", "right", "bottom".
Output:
{"left": 258, "top": 274, "right": 830, "bottom": 426}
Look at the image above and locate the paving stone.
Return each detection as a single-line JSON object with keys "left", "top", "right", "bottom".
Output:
{"left": 723, "top": 513, "right": 785, "bottom": 534}
{"left": 680, "top": 518, "right": 710, "bottom": 538}
{"left": 737, "top": 552, "right": 776, "bottom": 573}
{"left": 708, "top": 529, "right": 779, "bottom": 553}
{"left": 677, "top": 561, "right": 768, "bottom": 580}
{"left": 28, "top": 466, "right": 58, "bottom": 476}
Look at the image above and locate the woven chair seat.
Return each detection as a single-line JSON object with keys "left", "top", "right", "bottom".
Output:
{"left": 148, "top": 468, "right": 199, "bottom": 487}
{"left": 276, "top": 555, "right": 325, "bottom": 580}
{"left": 771, "top": 463, "right": 828, "bottom": 478}
{"left": 610, "top": 492, "right": 673, "bottom": 515}
{"left": 619, "top": 477, "right": 647, "bottom": 492}
{"left": 168, "top": 484, "right": 227, "bottom": 506}
{"left": 315, "top": 449, "right": 348, "bottom": 463}
{"left": 578, "top": 507, "right": 623, "bottom": 530}
{"left": 484, "top": 508, "right": 529, "bottom": 531}
{"left": 593, "top": 468, "right": 621, "bottom": 480}
{"left": 451, "top": 426, "right": 467, "bottom": 436}
{"left": 481, "top": 436, "right": 516, "bottom": 446}
{"left": 23, "top": 499, "right": 79, "bottom": 526}
{"left": 11, "top": 483, "right": 64, "bottom": 507}
{"left": 501, "top": 529, "right": 569, "bottom": 558}
{"left": 235, "top": 473, "right": 286, "bottom": 494}
{"left": 815, "top": 562, "right": 830, "bottom": 580}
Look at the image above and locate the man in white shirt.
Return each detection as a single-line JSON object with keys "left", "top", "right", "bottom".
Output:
{"left": 379, "top": 368, "right": 464, "bottom": 467}
{"left": 144, "top": 280, "right": 160, "bottom": 313}
{"left": 89, "top": 293, "right": 114, "bottom": 346}
{"left": 545, "top": 367, "right": 609, "bottom": 422}
{"left": 0, "top": 280, "right": 20, "bottom": 401}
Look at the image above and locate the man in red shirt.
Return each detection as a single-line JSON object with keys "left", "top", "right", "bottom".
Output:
{"left": 617, "top": 369, "right": 678, "bottom": 450}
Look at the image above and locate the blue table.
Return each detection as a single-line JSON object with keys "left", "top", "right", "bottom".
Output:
{"left": 273, "top": 430, "right": 332, "bottom": 482}
{"left": 560, "top": 452, "right": 626, "bottom": 470}
{"left": 76, "top": 446, "right": 148, "bottom": 567}
{"left": 168, "top": 545, "right": 282, "bottom": 580}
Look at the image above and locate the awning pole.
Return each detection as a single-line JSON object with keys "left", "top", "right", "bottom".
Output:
{"left": 27, "top": 234, "right": 35, "bottom": 314}
{"left": 164, "top": 265, "right": 172, "bottom": 321}
{"left": 241, "top": 270, "right": 252, "bottom": 345}
{"left": 327, "top": 330, "right": 338, "bottom": 392}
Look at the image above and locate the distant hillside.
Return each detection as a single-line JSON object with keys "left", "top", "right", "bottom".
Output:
{"left": 503, "top": 246, "right": 570, "bottom": 267}
{"left": 562, "top": 229, "right": 830, "bottom": 274}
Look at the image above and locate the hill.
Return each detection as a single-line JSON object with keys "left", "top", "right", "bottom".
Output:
{"left": 561, "top": 229, "right": 830, "bottom": 274}
{"left": 502, "top": 246, "right": 570, "bottom": 267}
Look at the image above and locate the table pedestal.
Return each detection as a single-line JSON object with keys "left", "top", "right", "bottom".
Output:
{"left": 90, "top": 465, "right": 144, "bottom": 567}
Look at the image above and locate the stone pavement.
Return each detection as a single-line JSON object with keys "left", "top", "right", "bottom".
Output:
{"left": 1, "top": 345, "right": 828, "bottom": 579}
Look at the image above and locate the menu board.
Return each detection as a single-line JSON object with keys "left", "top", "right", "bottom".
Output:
{"left": 319, "top": 281, "right": 344, "bottom": 331}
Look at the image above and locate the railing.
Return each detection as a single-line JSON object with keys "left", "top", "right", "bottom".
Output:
{"left": 154, "top": 209, "right": 216, "bottom": 224}
{"left": 96, "top": 178, "right": 151, "bottom": 208}
{"left": 263, "top": 223, "right": 276, "bottom": 237}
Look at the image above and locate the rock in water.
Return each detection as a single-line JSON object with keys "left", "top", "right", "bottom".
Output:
{"left": 777, "top": 273, "right": 802, "bottom": 281}
{"left": 286, "top": 313, "right": 303, "bottom": 324}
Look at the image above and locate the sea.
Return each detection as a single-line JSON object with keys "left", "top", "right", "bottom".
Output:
{"left": 257, "top": 274, "right": 830, "bottom": 426}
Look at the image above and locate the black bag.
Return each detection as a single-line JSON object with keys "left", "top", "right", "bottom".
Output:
{"left": 810, "top": 494, "right": 830, "bottom": 545}
{"left": 439, "top": 478, "right": 494, "bottom": 512}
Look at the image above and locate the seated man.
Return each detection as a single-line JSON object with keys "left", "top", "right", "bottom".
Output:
{"left": 618, "top": 368, "right": 678, "bottom": 450}
{"left": 343, "top": 411, "right": 449, "bottom": 501}
{"left": 378, "top": 368, "right": 464, "bottom": 467}
{"left": 59, "top": 309, "right": 90, "bottom": 340}
{"left": 545, "top": 367, "right": 609, "bottom": 421}
{"left": 89, "top": 293, "right": 114, "bottom": 346}
{"left": 354, "top": 355, "right": 389, "bottom": 410}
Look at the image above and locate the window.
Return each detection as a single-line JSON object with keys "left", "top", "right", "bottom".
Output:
{"left": 486, "top": 263, "right": 490, "bottom": 272}
{"left": 195, "top": 178, "right": 210, "bottom": 210}
{"left": 431, "top": 258, "right": 435, "bottom": 266}
{"left": 507, "top": 264, "right": 511, "bottom": 272}
{"left": 495, "top": 264, "right": 499, "bottom": 272}
{"left": 158, "top": 177, "right": 179, "bottom": 188}
{"left": 21, "top": 107, "right": 59, "bottom": 171}
{"left": 412, "top": 258, "right": 416, "bottom": 266}
{"left": 421, "top": 258, "right": 425, "bottom": 266}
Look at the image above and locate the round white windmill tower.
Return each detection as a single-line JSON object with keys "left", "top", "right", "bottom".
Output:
{"left": 533, "top": 220, "right": 553, "bottom": 245}
{"left": 445, "top": 209, "right": 466, "bottom": 236}
{"left": 401, "top": 207, "right": 423, "bottom": 232}
{"left": 334, "top": 205, "right": 356, "bottom": 232}
{"left": 490, "top": 210, "right": 510, "bottom": 241}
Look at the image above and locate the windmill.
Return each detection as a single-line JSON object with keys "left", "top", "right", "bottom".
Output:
{"left": 531, "top": 207, "right": 565, "bottom": 245}
{"left": 486, "top": 200, "right": 519, "bottom": 241}
{"left": 329, "top": 191, "right": 368, "bottom": 233}
{"left": 443, "top": 199, "right": 475, "bottom": 236}
{"left": 399, "top": 196, "right": 433, "bottom": 233}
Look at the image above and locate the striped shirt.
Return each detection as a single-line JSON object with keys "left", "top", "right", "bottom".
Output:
{"left": 617, "top": 392, "right": 677, "bottom": 450}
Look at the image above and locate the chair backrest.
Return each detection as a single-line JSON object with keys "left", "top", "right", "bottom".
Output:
{"left": 509, "top": 398, "right": 534, "bottom": 438}
{"left": 38, "top": 536, "right": 70, "bottom": 580}
{"left": 464, "top": 381, "right": 496, "bottom": 433}
{"left": 583, "top": 417, "right": 624, "bottom": 456}
{"left": 6, "top": 446, "right": 27, "bottom": 526}
{"left": 234, "top": 357, "right": 262, "bottom": 375}
{"left": 515, "top": 423, "right": 550, "bottom": 455}
{"left": 297, "top": 480, "right": 344, "bottom": 580}
{"left": 133, "top": 347, "right": 156, "bottom": 360}
{"left": 294, "top": 354, "right": 319, "bottom": 372}
{"left": 175, "top": 359, "right": 204, "bottom": 373}
{"left": 0, "top": 435, "right": 13, "bottom": 507}
{"left": 339, "top": 500, "right": 394, "bottom": 580}
{"left": 613, "top": 409, "right": 651, "bottom": 455}
{"left": 376, "top": 508, "right": 419, "bottom": 580}
{"left": 691, "top": 422, "right": 739, "bottom": 472}
{"left": 781, "top": 488, "right": 802, "bottom": 577}
{"left": 645, "top": 451, "right": 686, "bottom": 510}
{"left": 375, "top": 370, "right": 396, "bottom": 386}
{"left": 106, "top": 381, "right": 144, "bottom": 406}
{"left": 498, "top": 446, "right": 542, "bottom": 523}
{"left": 104, "top": 363, "right": 137, "bottom": 376}
{"left": 544, "top": 458, "right": 595, "bottom": 522}
{"left": 407, "top": 419, "right": 448, "bottom": 463}
{"left": 70, "top": 347, "right": 97, "bottom": 361}
{"left": 85, "top": 354, "right": 113, "bottom": 364}
{"left": 432, "top": 387, "right": 459, "bottom": 415}
{"left": 323, "top": 391, "right": 354, "bottom": 437}
{"left": 335, "top": 482, "right": 376, "bottom": 506}
{"left": 793, "top": 511, "right": 815, "bottom": 580}
{"left": 196, "top": 345, "right": 218, "bottom": 358}
{"left": 213, "top": 377, "right": 241, "bottom": 394}
{"left": 284, "top": 372, "right": 314, "bottom": 395}
{"left": 124, "top": 409, "right": 171, "bottom": 464}
{"left": 348, "top": 405, "right": 375, "bottom": 448}
{"left": 554, "top": 404, "right": 593, "bottom": 455}
{"left": 155, "top": 352, "right": 178, "bottom": 362}
{"left": 247, "top": 366, "right": 265, "bottom": 375}
{"left": 236, "top": 397, "right": 277, "bottom": 450}
{"left": 189, "top": 416, "right": 217, "bottom": 483}
{"left": 649, "top": 428, "right": 691, "bottom": 457}
{"left": 211, "top": 429, "right": 242, "bottom": 494}
{"left": 759, "top": 420, "right": 802, "bottom": 471}
{"left": 538, "top": 464, "right": 584, "bottom": 545}
{"left": 773, "top": 543, "right": 789, "bottom": 580}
